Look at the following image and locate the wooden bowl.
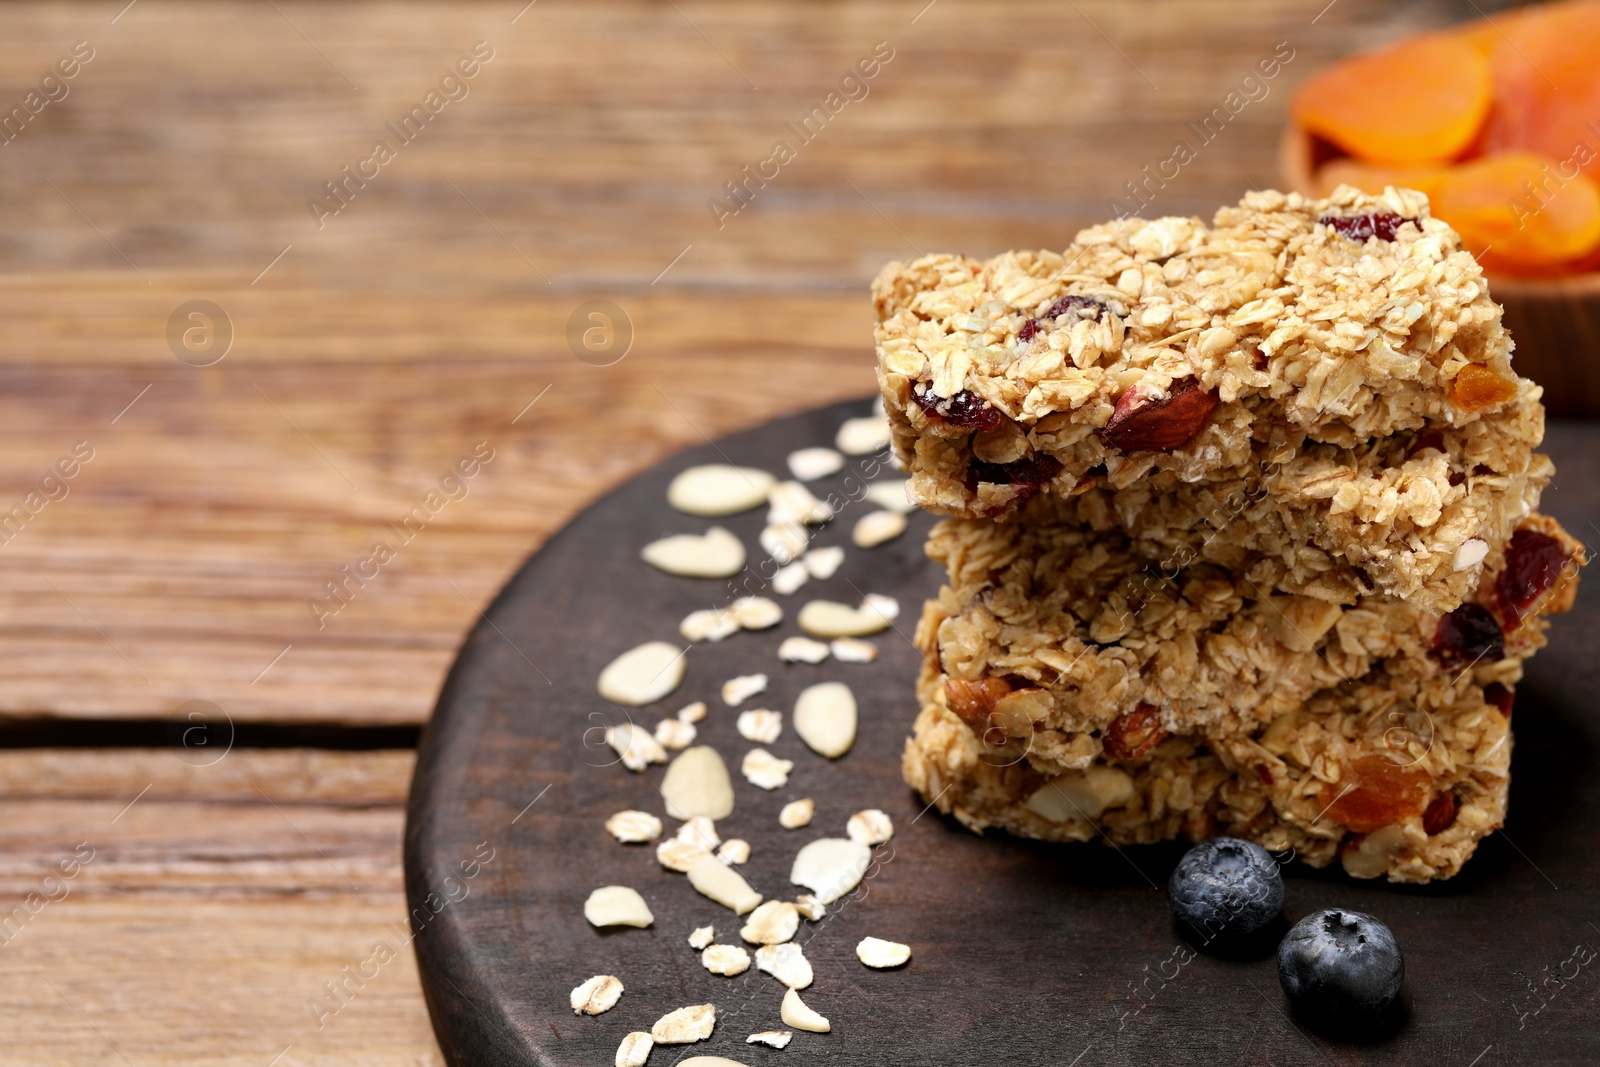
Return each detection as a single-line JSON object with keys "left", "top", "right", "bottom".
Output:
{"left": 1281, "top": 125, "right": 1600, "bottom": 418}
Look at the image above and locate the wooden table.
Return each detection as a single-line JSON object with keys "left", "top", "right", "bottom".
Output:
{"left": 0, "top": 1, "right": 1545, "bottom": 1062}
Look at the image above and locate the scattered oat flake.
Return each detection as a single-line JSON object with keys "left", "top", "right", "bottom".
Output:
{"left": 846, "top": 808, "right": 894, "bottom": 846}
{"left": 742, "top": 748, "right": 794, "bottom": 790}
{"left": 836, "top": 415, "right": 890, "bottom": 456}
{"left": 803, "top": 545, "right": 845, "bottom": 579}
{"left": 740, "top": 900, "right": 800, "bottom": 946}
{"left": 797, "top": 600, "right": 890, "bottom": 638}
{"left": 737, "top": 709, "right": 783, "bottom": 744}
{"left": 584, "top": 886, "right": 654, "bottom": 928}
{"left": 661, "top": 746, "right": 735, "bottom": 820}
{"left": 615, "top": 1031, "right": 654, "bottom": 1067}
{"left": 677, "top": 700, "right": 708, "bottom": 724}
{"left": 687, "top": 853, "right": 763, "bottom": 914}
{"left": 793, "top": 682, "right": 858, "bottom": 758}
{"left": 761, "top": 521, "right": 809, "bottom": 565}
{"left": 863, "top": 479, "right": 915, "bottom": 514}
{"left": 771, "top": 560, "right": 810, "bottom": 595}
{"left": 791, "top": 837, "right": 872, "bottom": 904}
{"left": 779, "top": 636, "right": 831, "bottom": 664}
{"left": 717, "top": 838, "right": 751, "bottom": 865}
{"left": 657, "top": 837, "right": 711, "bottom": 872}
{"left": 688, "top": 924, "right": 715, "bottom": 950}
{"left": 852, "top": 509, "right": 907, "bottom": 548}
{"left": 606, "top": 723, "right": 668, "bottom": 772}
{"left": 722, "top": 673, "right": 769, "bottom": 706}
{"left": 787, "top": 446, "right": 845, "bottom": 481}
{"left": 830, "top": 637, "right": 878, "bottom": 663}
{"left": 856, "top": 936, "right": 911, "bottom": 968}
{"left": 605, "top": 810, "right": 663, "bottom": 844}
{"left": 651, "top": 1003, "right": 717, "bottom": 1045}
{"left": 781, "top": 987, "right": 830, "bottom": 1033}
{"left": 681, "top": 607, "right": 739, "bottom": 643}
{"left": 731, "top": 596, "right": 782, "bottom": 630}
{"left": 668, "top": 465, "right": 774, "bottom": 517}
{"left": 794, "top": 894, "right": 826, "bottom": 921}
{"left": 676, "top": 815, "right": 721, "bottom": 849}
{"left": 641, "top": 526, "right": 747, "bottom": 578}
{"left": 755, "top": 942, "right": 814, "bottom": 989}
{"left": 570, "top": 974, "right": 624, "bottom": 1015}
{"left": 701, "top": 943, "right": 753, "bottom": 976}
{"left": 779, "top": 799, "right": 815, "bottom": 829}
{"left": 598, "top": 642, "right": 687, "bottom": 707}
{"left": 655, "top": 717, "right": 697, "bottom": 750}
{"left": 747, "top": 1030, "right": 793, "bottom": 1049}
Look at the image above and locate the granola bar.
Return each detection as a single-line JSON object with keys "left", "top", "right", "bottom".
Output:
{"left": 902, "top": 668, "right": 1514, "bottom": 883}
{"left": 922, "top": 510, "right": 1582, "bottom": 776}
{"left": 873, "top": 185, "right": 1545, "bottom": 612}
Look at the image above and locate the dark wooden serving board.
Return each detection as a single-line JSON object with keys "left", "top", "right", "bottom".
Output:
{"left": 405, "top": 399, "right": 1600, "bottom": 1067}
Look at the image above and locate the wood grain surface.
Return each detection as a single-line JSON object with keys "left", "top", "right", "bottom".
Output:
{"left": 0, "top": 0, "right": 1576, "bottom": 1064}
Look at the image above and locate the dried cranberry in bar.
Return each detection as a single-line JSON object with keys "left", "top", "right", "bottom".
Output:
{"left": 1019, "top": 294, "right": 1107, "bottom": 343}
{"left": 967, "top": 452, "right": 1062, "bottom": 488}
{"left": 1484, "top": 681, "right": 1514, "bottom": 717}
{"left": 1320, "top": 211, "right": 1411, "bottom": 241}
{"left": 1494, "top": 528, "right": 1571, "bottom": 631}
{"left": 912, "top": 385, "right": 1001, "bottom": 431}
{"left": 1429, "top": 603, "right": 1505, "bottom": 669}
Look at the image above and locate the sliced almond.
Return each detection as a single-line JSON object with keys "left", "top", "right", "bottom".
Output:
{"left": 797, "top": 600, "right": 890, "bottom": 638}
{"left": 740, "top": 900, "right": 800, "bottom": 946}
{"left": 677, "top": 700, "right": 708, "bottom": 724}
{"left": 779, "top": 799, "right": 815, "bottom": 829}
{"left": 599, "top": 642, "right": 687, "bottom": 707}
{"left": 736, "top": 709, "right": 782, "bottom": 743}
{"left": 687, "top": 853, "right": 763, "bottom": 914}
{"left": 605, "top": 810, "right": 663, "bottom": 844}
{"left": 862, "top": 592, "right": 900, "bottom": 620}
{"left": 787, "top": 446, "right": 844, "bottom": 481}
{"left": 651, "top": 1003, "right": 716, "bottom": 1045}
{"left": 793, "top": 894, "right": 826, "bottom": 921}
{"left": 688, "top": 924, "right": 715, "bottom": 950}
{"left": 836, "top": 414, "right": 891, "bottom": 455}
{"left": 781, "top": 987, "right": 829, "bottom": 1033}
{"left": 584, "top": 886, "right": 654, "bottom": 928}
{"left": 846, "top": 808, "right": 894, "bottom": 846}
{"left": 661, "top": 746, "right": 735, "bottom": 820}
{"left": 771, "top": 560, "right": 810, "bottom": 595}
{"left": 791, "top": 837, "right": 871, "bottom": 904}
{"left": 680, "top": 1059, "right": 752, "bottom": 1067}
{"left": 742, "top": 748, "right": 794, "bottom": 790}
{"left": 747, "top": 1031, "right": 793, "bottom": 1049}
{"left": 1024, "top": 766, "right": 1136, "bottom": 822}
{"left": 856, "top": 937, "right": 911, "bottom": 969}
{"left": 717, "top": 838, "right": 751, "bottom": 865}
{"left": 616, "top": 1031, "right": 654, "bottom": 1067}
{"left": 755, "top": 942, "right": 813, "bottom": 989}
{"left": 571, "top": 974, "right": 625, "bottom": 1015}
{"left": 803, "top": 545, "right": 846, "bottom": 579}
{"left": 676, "top": 815, "right": 721, "bottom": 850}
{"left": 1455, "top": 537, "right": 1490, "bottom": 571}
{"left": 606, "top": 723, "right": 668, "bottom": 772}
{"left": 730, "top": 596, "right": 782, "bottom": 630}
{"left": 722, "top": 673, "right": 768, "bottom": 706}
{"left": 852, "top": 509, "right": 906, "bottom": 548}
{"left": 1262, "top": 595, "right": 1343, "bottom": 654}
{"left": 654, "top": 718, "right": 697, "bottom": 750}
{"left": 668, "top": 465, "right": 774, "bottom": 516}
{"left": 657, "top": 837, "right": 711, "bottom": 872}
{"left": 681, "top": 607, "right": 739, "bottom": 643}
{"left": 778, "top": 636, "right": 831, "bottom": 664}
{"left": 761, "top": 521, "right": 809, "bottom": 565}
{"left": 768, "top": 481, "right": 834, "bottom": 526}
{"left": 701, "top": 943, "right": 753, "bottom": 976}
{"left": 863, "top": 479, "right": 915, "bottom": 514}
{"left": 793, "top": 682, "right": 858, "bottom": 758}
{"left": 830, "top": 637, "right": 878, "bottom": 663}
{"left": 642, "top": 526, "right": 747, "bottom": 578}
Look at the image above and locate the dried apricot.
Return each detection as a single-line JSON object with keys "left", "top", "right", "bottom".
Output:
{"left": 1479, "top": 1, "right": 1600, "bottom": 181}
{"left": 1427, "top": 152, "right": 1600, "bottom": 271}
{"left": 1293, "top": 32, "right": 1493, "bottom": 165}
{"left": 1323, "top": 755, "right": 1433, "bottom": 834}
{"left": 1450, "top": 363, "right": 1518, "bottom": 412}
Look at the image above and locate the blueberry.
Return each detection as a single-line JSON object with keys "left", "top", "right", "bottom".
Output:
{"left": 1277, "top": 908, "right": 1405, "bottom": 1026}
{"left": 1167, "top": 837, "right": 1284, "bottom": 943}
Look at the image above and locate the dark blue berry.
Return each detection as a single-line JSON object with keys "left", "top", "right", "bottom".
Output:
{"left": 1277, "top": 908, "right": 1405, "bottom": 1026}
{"left": 1167, "top": 837, "right": 1284, "bottom": 944}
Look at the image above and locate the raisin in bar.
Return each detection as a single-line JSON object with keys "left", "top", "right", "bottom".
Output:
{"left": 874, "top": 185, "right": 1545, "bottom": 611}
{"left": 921, "top": 510, "right": 1582, "bottom": 776}
{"left": 903, "top": 669, "right": 1513, "bottom": 883}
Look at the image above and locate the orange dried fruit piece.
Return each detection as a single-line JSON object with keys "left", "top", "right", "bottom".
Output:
{"left": 1322, "top": 754, "right": 1432, "bottom": 834}
{"left": 1451, "top": 364, "right": 1518, "bottom": 412}
{"left": 1426, "top": 152, "right": 1600, "bottom": 270}
{"left": 1480, "top": 0, "right": 1600, "bottom": 180}
{"left": 1293, "top": 33, "right": 1493, "bottom": 165}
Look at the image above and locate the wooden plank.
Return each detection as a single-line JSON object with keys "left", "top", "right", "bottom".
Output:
{"left": 0, "top": 748, "right": 443, "bottom": 1066}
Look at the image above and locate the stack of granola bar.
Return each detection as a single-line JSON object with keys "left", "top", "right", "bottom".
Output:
{"left": 876, "top": 187, "right": 1585, "bottom": 882}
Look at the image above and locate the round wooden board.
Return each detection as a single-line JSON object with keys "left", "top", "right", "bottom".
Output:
{"left": 405, "top": 399, "right": 1600, "bottom": 1066}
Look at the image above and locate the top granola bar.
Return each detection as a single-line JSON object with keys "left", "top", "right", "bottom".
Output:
{"left": 872, "top": 185, "right": 1544, "bottom": 610}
